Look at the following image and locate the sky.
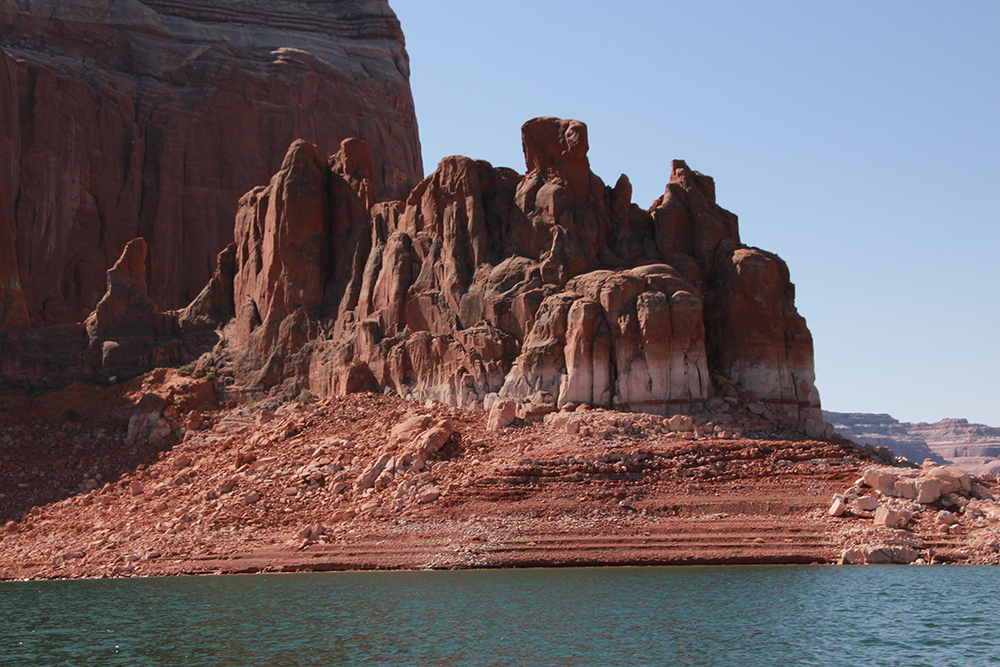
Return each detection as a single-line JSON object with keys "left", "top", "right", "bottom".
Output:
{"left": 389, "top": 1, "right": 999, "bottom": 427}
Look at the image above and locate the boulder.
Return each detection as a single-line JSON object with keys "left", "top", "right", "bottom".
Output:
{"left": 841, "top": 545, "right": 920, "bottom": 565}
{"left": 239, "top": 491, "right": 261, "bottom": 506}
{"left": 185, "top": 411, "right": 205, "bottom": 431}
{"left": 353, "top": 416, "right": 453, "bottom": 491}
{"left": 667, "top": 415, "right": 695, "bottom": 433}
{"left": 171, "top": 456, "right": 192, "bottom": 472}
{"left": 862, "top": 469, "right": 898, "bottom": 495}
{"left": 828, "top": 495, "right": 847, "bottom": 517}
{"left": 925, "top": 466, "right": 972, "bottom": 494}
{"left": 390, "top": 415, "right": 435, "bottom": 446}
{"left": 125, "top": 393, "right": 167, "bottom": 447}
{"left": 936, "top": 510, "right": 959, "bottom": 526}
{"left": 894, "top": 478, "right": 917, "bottom": 500}
{"left": 840, "top": 547, "right": 866, "bottom": 565}
{"left": 874, "top": 507, "right": 912, "bottom": 528}
{"left": 218, "top": 477, "right": 238, "bottom": 494}
{"left": 418, "top": 485, "right": 441, "bottom": 504}
{"left": 914, "top": 478, "right": 941, "bottom": 504}
{"left": 410, "top": 421, "right": 454, "bottom": 459}
{"left": 864, "top": 546, "right": 920, "bottom": 565}
{"left": 855, "top": 496, "right": 879, "bottom": 512}
{"left": 971, "top": 483, "right": 995, "bottom": 501}
{"left": 487, "top": 399, "right": 518, "bottom": 432}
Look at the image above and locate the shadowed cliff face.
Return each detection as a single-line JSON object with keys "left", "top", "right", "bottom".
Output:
{"left": 0, "top": 184, "right": 29, "bottom": 333}
{"left": 0, "top": 0, "right": 422, "bottom": 326}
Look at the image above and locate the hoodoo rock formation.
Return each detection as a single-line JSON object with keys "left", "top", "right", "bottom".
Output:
{"left": 0, "top": 0, "right": 422, "bottom": 326}
{"left": 177, "top": 116, "right": 819, "bottom": 430}
{"left": 0, "top": 116, "right": 825, "bottom": 433}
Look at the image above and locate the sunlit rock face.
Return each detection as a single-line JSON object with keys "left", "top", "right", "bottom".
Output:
{"left": 0, "top": 114, "right": 821, "bottom": 426}
{"left": 0, "top": 0, "right": 422, "bottom": 326}
{"left": 210, "top": 117, "right": 821, "bottom": 424}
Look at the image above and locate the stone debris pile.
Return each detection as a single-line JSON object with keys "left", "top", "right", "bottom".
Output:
{"left": 486, "top": 376, "right": 827, "bottom": 443}
{"left": 3, "top": 379, "right": 999, "bottom": 579}
{"left": 831, "top": 459, "right": 999, "bottom": 564}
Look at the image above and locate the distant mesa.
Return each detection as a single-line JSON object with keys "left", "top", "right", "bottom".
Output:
{"left": 825, "top": 412, "right": 1000, "bottom": 476}
{"left": 1, "top": 115, "right": 827, "bottom": 434}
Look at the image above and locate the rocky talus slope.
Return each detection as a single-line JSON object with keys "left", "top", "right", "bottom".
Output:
{"left": 1, "top": 381, "right": 998, "bottom": 579}
{"left": 0, "top": 0, "right": 422, "bottom": 325}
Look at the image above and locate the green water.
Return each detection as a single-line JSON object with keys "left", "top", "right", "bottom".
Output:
{"left": 1, "top": 566, "right": 996, "bottom": 666}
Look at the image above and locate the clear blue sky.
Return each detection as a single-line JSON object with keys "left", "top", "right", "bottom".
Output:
{"left": 390, "top": 1, "right": 1000, "bottom": 426}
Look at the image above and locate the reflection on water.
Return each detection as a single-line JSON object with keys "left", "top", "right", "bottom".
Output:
{"left": 2, "top": 566, "right": 997, "bottom": 666}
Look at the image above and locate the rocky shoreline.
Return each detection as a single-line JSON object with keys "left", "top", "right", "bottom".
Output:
{"left": 2, "top": 2, "right": 994, "bottom": 583}
{"left": 2, "top": 377, "right": 997, "bottom": 581}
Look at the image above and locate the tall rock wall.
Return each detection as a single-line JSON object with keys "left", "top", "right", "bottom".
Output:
{"left": 0, "top": 116, "right": 823, "bottom": 429}
{"left": 203, "top": 117, "right": 822, "bottom": 424}
{"left": 0, "top": 0, "right": 422, "bottom": 326}
{"left": 0, "top": 183, "right": 29, "bottom": 333}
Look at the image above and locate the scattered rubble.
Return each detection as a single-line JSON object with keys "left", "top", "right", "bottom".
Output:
{"left": 2, "top": 378, "right": 997, "bottom": 580}
{"left": 832, "top": 460, "right": 999, "bottom": 565}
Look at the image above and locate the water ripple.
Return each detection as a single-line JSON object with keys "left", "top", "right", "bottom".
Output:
{"left": 1, "top": 566, "right": 998, "bottom": 666}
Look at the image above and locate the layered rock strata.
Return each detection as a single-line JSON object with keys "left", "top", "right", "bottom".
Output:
{"left": 823, "top": 412, "right": 941, "bottom": 465}
{"left": 910, "top": 419, "right": 1000, "bottom": 475}
{"left": 825, "top": 412, "right": 1000, "bottom": 475}
{"left": 0, "top": 0, "right": 422, "bottom": 325}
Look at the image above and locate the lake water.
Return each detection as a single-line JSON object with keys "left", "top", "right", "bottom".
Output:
{"left": 1, "top": 566, "right": 997, "bottom": 666}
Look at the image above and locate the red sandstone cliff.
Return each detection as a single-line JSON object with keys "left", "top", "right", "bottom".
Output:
{"left": 0, "top": 0, "right": 422, "bottom": 326}
{"left": 0, "top": 184, "right": 29, "bottom": 333}
{"left": 195, "top": 117, "right": 821, "bottom": 428}
{"left": 0, "top": 116, "right": 825, "bottom": 434}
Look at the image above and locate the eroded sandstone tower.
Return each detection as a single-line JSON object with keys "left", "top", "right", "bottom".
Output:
{"left": 191, "top": 117, "right": 822, "bottom": 427}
